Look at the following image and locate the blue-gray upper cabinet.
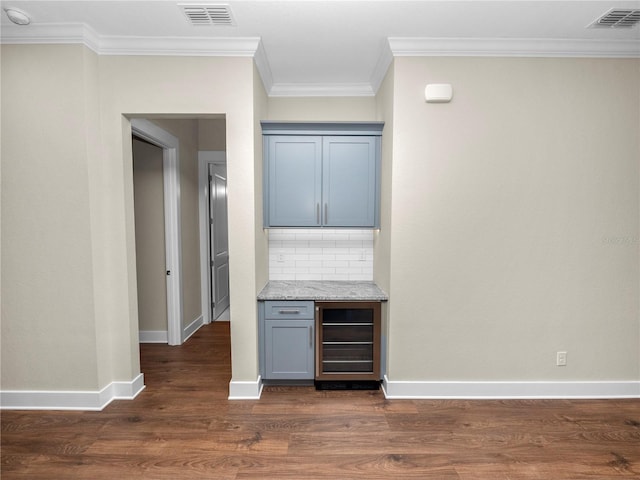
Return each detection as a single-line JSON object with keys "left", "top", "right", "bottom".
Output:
{"left": 266, "top": 135, "right": 323, "bottom": 227}
{"left": 262, "top": 122, "right": 384, "bottom": 228}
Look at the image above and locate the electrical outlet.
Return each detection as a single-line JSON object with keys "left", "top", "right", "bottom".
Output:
{"left": 277, "top": 254, "right": 285, "bottom": 263}
{"left": 556, "top": 351, "right": 567, "bottom": 366}
{"left": 359, "top": 250, "right": 366, "bottom": 262}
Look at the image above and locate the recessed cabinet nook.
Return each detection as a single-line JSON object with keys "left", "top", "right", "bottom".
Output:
{"left": 258, "top": 282, "right": 387, "bottom": 390}
{"left": 259, "top": 122, "right": 387, "bottom": 390}
{"left": 261, "top": 121, "right": 384, "bottom": 228}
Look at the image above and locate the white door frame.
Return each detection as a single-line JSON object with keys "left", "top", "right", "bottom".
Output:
{"left": 198, "top": 150, "right": 227, "bottom": 324}
{"left": 131, "top": 119, "right": 183, "bottom": 345}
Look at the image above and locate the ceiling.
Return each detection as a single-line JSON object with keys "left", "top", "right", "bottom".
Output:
{"left": 1, "top": 1, "right": 639, "bottom": 96}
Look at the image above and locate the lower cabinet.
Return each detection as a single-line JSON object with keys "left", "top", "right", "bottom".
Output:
{"left": 259, "top": 300, "right": 381, "bottom": 383}
{"left": 261, "top": 301, "right": 314, "bottom": 380}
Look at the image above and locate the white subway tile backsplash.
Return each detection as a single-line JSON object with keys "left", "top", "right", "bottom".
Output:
{"left": 309, "top": 240, "right": 335, "bottom": 248}
{"left": 327, "top": 247, "right": 350, "bottom": 255}
{"left": 294, "top": 233, "right": 320, "bottom": 241}
{"left": 295, "top": 273, "right": 323, "bottom": 281}
{"left": 268, "top": 228, "right": 373, "bottom": 281}
{"left": 336, "top": 240, "right": 359, "bottom": 248}
{"left": 323, "top": 260, "right": 349, "bottom": 268}
{"left": 266, "top": 230, "right": 295, "bottom": 240}
{"left": 309, "top": 267, "right": 337, "bottom": 275}
{"left": 349, "top": 273, "right": 372, "bottom": 281}
{"left": 302, "top": 248, "right": 323, "bottom": 255}
{"left": 348, "top": 231, "right": 371, "bottom": 240}
{"left": 296, "top": 260, "right": 323, "bottom": 268}
{"left": 326, "top": 233, "right": 350, "bottom": 241}
{"left": 322, "top": 273, "right": 351, "bottom": 281}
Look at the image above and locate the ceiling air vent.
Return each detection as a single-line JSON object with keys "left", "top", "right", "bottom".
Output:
{"left": 590, "top": 9, "right": 640, "bottom": 28}
{"left": 180, "top": 4, "right": 235, "bottom": 26}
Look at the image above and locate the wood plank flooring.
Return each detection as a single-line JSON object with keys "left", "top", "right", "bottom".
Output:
{"left": 2, "top": 321, "right": 639, "bottom": 479}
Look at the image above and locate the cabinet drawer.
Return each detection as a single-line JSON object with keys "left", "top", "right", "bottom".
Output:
{"left": 264, "top": 301, "right": 314, "bottom": 320}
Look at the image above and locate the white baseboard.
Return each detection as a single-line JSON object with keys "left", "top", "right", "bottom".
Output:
{"left": 139, "top": 330, "right": 168, "bottom": 343}
{"left": 183, "top": 315, "right": 204, "bottom": 342}
{"left": 382, "top": 376, "right": 640, "bottom": 399}
{"left": 0, "top": 373, "right": 146, "bottom": 411}
{"left": 228, "top": 376, "right": 263, "bottom": 400}
{"left": 140, "top": 315, "right": 204, "bottom": 344}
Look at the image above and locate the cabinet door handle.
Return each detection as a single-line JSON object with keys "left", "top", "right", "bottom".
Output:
{"left": 324, "top": 203, "right": 328, "bottom": 224}
{"left": 316, "top": 203, "right": 320, "bottom": 224}
{"left": 309, "top": 326, "right": 313, "bottom": 348}
{"left": 278, "top": 309, "right": 300, "bottom": 314}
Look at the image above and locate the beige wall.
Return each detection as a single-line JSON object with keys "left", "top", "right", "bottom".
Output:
{"left": 224, "top": 62, "right": 269, "bottom": 381}
{"left": 386, "top": 56, "right": 640, "bottom": 382}
{"left": 267, "top": 96, "right": 376, "bottom": 121}
{"left": 374, "top": 63, "right": 394, "bottom": 295}
{"left": 2, "top": 42, "right": 638, "bottom": 397}
{"left": 1, "top": 45, "right": 266, "bottom": 393}
{"left": 374, "top": 63, "right": 395, "bottom": 375}
{"left": 248, "top": 63, "right": 270, "bottom": 377}
{"left": 132, "top": 138, "right": 167, "bottom": 332}
{"left": 198, "top": 119, "right": 226, "bottom": 151}
{"left": 1, "top": 45, "right": 99, "bottom": 390}
{"left": 99, "top": 54, "right": 264, "bottom": 384}
{"left": 253, "top": 64, "right": 269, "bottom": 295}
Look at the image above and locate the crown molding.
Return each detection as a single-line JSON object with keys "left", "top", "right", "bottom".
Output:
{"left": 98, "top": 36, "right": 260, "bottom": 57}
{"left": 268, "top": 82, "right": 375, "bottom": 97}
{"left": 253, "top": 39, "right": 274, "bottom": 94}
{"left": 0, "top": 23, "right": 101, "bottom": 51}
{"left": 0, "top": 23, "right": 261, "bottom": 57}
{"left": 3, "top": 25, "right": 637, "bottom": 99}
{"left": 389, "top": 37, "right": 640, "bottom": 58}
{"left": 370, "top": 41, "right": 394, "bottom": 94}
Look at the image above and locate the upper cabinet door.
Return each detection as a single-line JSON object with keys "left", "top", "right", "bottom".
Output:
{"left": 267, "top": 136, "right": 322, "bottom": 227}
{"left": 322, "top": 136, "right": 378, "bottom": 227}
{"left": 262, "top": 122, "right": 383, "bottom": 229}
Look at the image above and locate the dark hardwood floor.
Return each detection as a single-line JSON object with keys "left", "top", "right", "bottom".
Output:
{"left": 2, "top": 321, "right": 639, "bottom": 479}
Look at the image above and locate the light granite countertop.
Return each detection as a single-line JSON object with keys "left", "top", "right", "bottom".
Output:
{"left": 257, "top": 281, "right": 388, "bottom": 301}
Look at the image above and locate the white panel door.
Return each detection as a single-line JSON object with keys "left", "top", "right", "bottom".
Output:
{"left": 209, "top": 163, "right": 230, "bottom": 319}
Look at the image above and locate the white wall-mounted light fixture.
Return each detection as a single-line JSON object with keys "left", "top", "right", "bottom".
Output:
{"left": 425, "top": 84, "right": 453, "bottom": 103}
{"left": 4, "top": 7, "right": 31, "bottom": 25}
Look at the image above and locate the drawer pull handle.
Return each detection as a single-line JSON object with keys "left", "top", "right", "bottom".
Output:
{"left": 278, "top": 309, "right": 301, "bottom": 314}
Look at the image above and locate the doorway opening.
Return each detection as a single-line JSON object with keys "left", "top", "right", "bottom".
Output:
{"left": 132, "top": 135, "right": 169, "bottom": 343}
{"left": 131, "top": 119, "right": 182, "bottom": 345}
{"left": 198, "top": 151, "right": 230, "bottom": 323}
{"left": 130, "top": 116, "right": 229, "bottom": 348}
